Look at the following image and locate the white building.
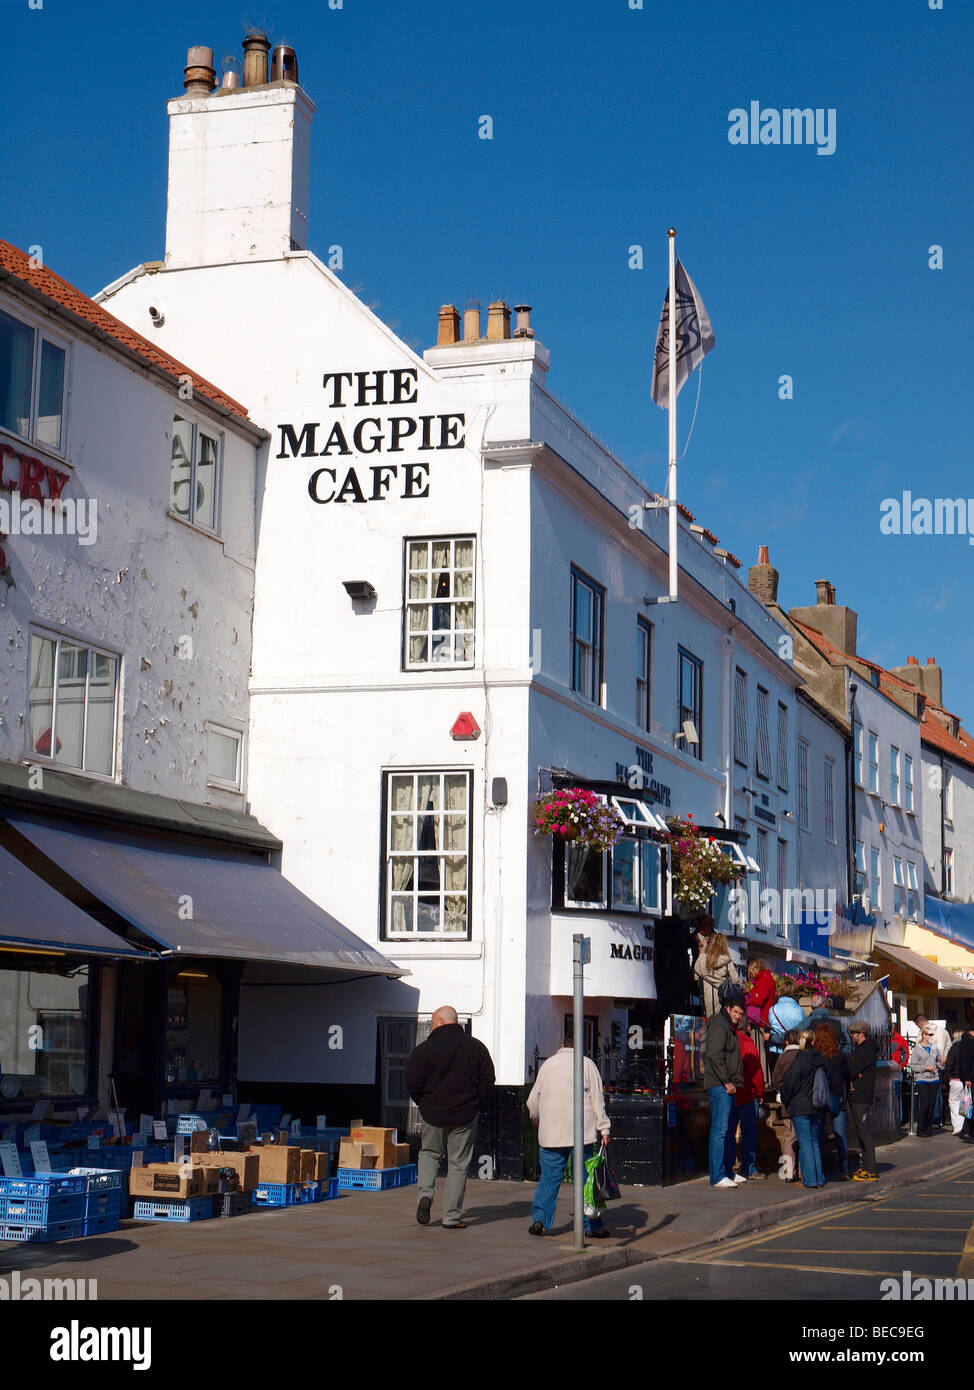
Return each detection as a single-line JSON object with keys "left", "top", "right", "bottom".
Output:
{"left": 0, "top": 237, "right": 397, "bottom": 1126}
{"left": 95, "top": 37, "right": 840, "bottom": 1174}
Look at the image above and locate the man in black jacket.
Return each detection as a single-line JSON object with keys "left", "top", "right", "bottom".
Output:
{"left": 847, "top": 1022, "right": 878, "bottom": 1180}
{"left": 405, "top": 1006, "right": 495, "bottom": 1228}
{"left": 703, "top": 988, "right": 746, "bottom": 1188}
{"left": 956, "top": 1021, "right": 974, "bottom": 1142}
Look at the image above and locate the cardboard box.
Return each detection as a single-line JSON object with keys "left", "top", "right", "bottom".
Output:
{"left": 349, "top": 1126, "right": 400, "bottom": 1169}
{"left": 338, "top": 1139, "right": 378, "bottom": 1170}
{"left": 191, "top": 1150, "right": 260, "bottom": 1193}
{"left": 392, "top": 1142, "right": 411, "bottom": 1167}
{"left": 129, "top": 1163, "right": 220, "bottom": 1200}
{"left": 300, "top": 1150, "right": 316, "bottom": 1183}
{"left": 314, "top": 1152, "right": 330, "bottom": 1182}
{"left": 248, "top": 1145, "right": 301, "bottom": 1184}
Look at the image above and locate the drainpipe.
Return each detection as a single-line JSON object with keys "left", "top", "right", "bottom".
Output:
{"left": 940, "top": 751, "right": 947, "bottom": 896}
{"left": 847, "top": 681, "right": 858, "bottom": 905}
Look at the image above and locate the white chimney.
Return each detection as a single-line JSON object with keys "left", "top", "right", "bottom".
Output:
{"left": 164, "top": 39, "right": 314, "bottom": 269}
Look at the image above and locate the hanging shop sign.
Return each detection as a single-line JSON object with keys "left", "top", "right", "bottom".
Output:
{"left": 274, "top": 367, "right": 466, "bottom": 505}
{"left": 615, "top": 746, "right": 672, "bottom": 808}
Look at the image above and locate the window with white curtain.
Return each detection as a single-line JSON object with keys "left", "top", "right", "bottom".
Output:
{"left": 404, "top": 537, "right": 475, "bottom": 668}
{"left": 384, "top": 770, "right": 471, "bottom": 937}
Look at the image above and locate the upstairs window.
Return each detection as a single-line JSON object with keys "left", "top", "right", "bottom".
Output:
{"left": 404, "top": 537, "right": 475, "bottom": 669}
{"left": 207, "top": 724, "right": 243, "bottom": 792}
{"left": 755, "top": 687, "right": 772, "bottom": 779}
{"left": 890, "top": 746, "right": 900, "bottom": 806}
{"left": 170, "top": 415, "right": 221, "bottom": 533}
{"left": 27, "top": 630, "right": 119, "bottom": 777}
{"left": 733, "top": 669, "right": 748, "bottom": 765}
{"left": 853, "top": 721, "right": 864, "bottom": 786}
{"left": 855, "top": 840, "right": 867, "bottom": 896}
{"left": 383, "top": 770, "right": 471, "bottom": 938}
{"left": 868, "top": 731, "right": 879, "bottom": 794}
{"left": 893, "top": 857, "right": 905, "bottom": 915}
{"left": 905, "top": 755, "right": 914, "bottom": 812}
{"left": 0, "top": 308, "right": 67, "bottom": 452}
{"left": 797, "top": 740, "right": 810, "bottom": 830}
{"left": 824, "top": 756, "right": 836, "bottom": 842}
{"left": 636, "top": 618, "right": 652, "bottom": 732}
{"left": 571, "top": 568, "right": 604, "bottom": 704}
{"left": 678, "top": 648, "right": 703, "bottom": 760}
{"left": 906, "top": 861, "right": 919, "bottom": 919}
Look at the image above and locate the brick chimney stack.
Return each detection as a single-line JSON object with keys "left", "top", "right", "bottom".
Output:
{"left": 789, "top": 579, "right": 858, "bottom": 656}
{"left": 890, "top": 654, "right": 943, "bottom": 707}
{"left": 747, "top": 545, "right": 779, "bottom": 605}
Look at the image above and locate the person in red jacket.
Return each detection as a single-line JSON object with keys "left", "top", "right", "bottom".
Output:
{"left": 746, "top": 958, "right": 776, "bottom": 1027}
{"left": 729, "top": 1021, "right": 767, "bottom": 1180}
{"left": 891, "top": 1031, "right": 909, "bottom": 1069}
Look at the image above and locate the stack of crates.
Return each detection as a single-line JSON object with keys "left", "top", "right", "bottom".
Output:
{"left": 67, "top": 1168, "right": 124, "bottom": 1235}
{"left": 0, "top": 1172, "right": 87, "bottom": 1243}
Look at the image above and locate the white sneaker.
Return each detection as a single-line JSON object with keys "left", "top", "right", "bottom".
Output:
{"left": 733, "top": 1174, "right": 747, "bottom": 1183}
{"left": 713, "top": 1177, "right": 738, "bottom": 1189}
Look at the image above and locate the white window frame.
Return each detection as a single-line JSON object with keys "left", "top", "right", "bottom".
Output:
{"left": 824, "top": 756, "right": 836, "bottom": 843}
{"left": 610, "top": 795, "right": 669, "bottom": 836}
{"left": 571, "top": 568, "right": 604, "bottom": 705}
{"left": 383, "top": 769, "right": 472, "bottom": 940}
{"left": 853, "top": 720, "right": 864, "bottom": 786}
{"left": 868, "top": 731, "right": 879, "bottom": 795}
{"left": 403, "top": 536, "right": 476, "bottom": 671}
{"left": 678, "top": 647, "right": 703, "bottom": 761}
{"left": 797, "top": 739, "right": 810, "bottom": 830}
{"left": 169, "top": 414, "right": 223, "bottom": 535}
{"left": 944, "top": 766, "right": 954, "bottom": 825}
{"left": 0, "top": 305, "right": 69, "bottom": 457}
{"left": 945, "top": 848, "right": 954, "bottom": 896}
{"left": 734, "top": 668, "right": 748, "bottom": 765}
{"left": 755, "top": 828, "right": 769, "bottom": 929}
{"left": 564, "top": 796, "right": 670, "bottom": 916}
{"left": 755, "top": 687, "right": 772, "bottom": 780}
{"left": 776, "top": 838, "right": 788, "bottom": 935}
{"left": 893, "top": 856, "right": 905, "bottom": 916}
{"left": 906, "top": 861, "right": 919, "bottom": 919}
{"left": 776, "top": 702, "right": 789, "bottom": 790}
{"left": 636, "top": 617, "right": 652, "bottom": 732}
{"left": 609, "top": 838, "right": 668, "bottom": 917}
{"left": 26, "top": 627, "right": 120, "bottom": 779}
{"left": 855, "top": 839, "right": 867, "bottom": 896}
{"left": 870, "top": 846, "right": 881, "bottom": 909}
{"left": 206, "top": 722, "right": 244, "bottom": 792}
{"left": 890, "top": 745, "right": 900, "bottom": 807}
{"left": 905, "top": 755, "right": 915, "bottom": 813}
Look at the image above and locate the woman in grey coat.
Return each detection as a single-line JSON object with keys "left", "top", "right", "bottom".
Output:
{"left": 694, "top": 932, "right": 739, "bottom": 1017}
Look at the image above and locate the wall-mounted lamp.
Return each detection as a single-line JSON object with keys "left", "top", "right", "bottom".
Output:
{"left": 342, "top": 580, "right": 377, "bottom": 601}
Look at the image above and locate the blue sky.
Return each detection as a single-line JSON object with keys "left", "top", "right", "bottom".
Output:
{"left": 3, "top": 0, "right": 972, "bottom": 708}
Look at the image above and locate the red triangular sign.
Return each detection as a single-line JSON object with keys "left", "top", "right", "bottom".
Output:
{"left": 450, "top": 712, "right": 481, "bottom": 740}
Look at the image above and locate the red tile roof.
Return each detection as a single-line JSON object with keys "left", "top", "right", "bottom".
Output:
{"left": 793, "top": 618, "right": 974, "bottom": 765}
{"left": 0, "top": 241, "right": 251, "bottom": 426}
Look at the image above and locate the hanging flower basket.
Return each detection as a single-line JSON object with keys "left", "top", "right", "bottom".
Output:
{"left": 533, "top": 788, "right": 625, "bottom": 852}
{"left": 666, "top": 814, "right": 744, "bottom": 915}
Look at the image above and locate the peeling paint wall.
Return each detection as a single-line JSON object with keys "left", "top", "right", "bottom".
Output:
{"left": 0, "top": 284, "right": 259, "bottom": 808}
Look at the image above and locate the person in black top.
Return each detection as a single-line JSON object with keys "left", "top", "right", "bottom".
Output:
{"left": 957, "top": 1020, "right": 974, "bottom": 1143}
{"left": 847, "top": 1021, "right": 879, "bottom": 1179}
{"left": 813, "top": 1022, "right": 851, "bottom": 1180}
{"left": 944, "top": 1032, "right": 966, "bottom": 1135}
{"left": 405, "top": 1005, "right": 495, "bottom": 1228}
{"left": 778, "top": 1031, "right": 829, "bottom": 1189}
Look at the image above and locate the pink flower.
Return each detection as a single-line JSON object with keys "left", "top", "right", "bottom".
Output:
{"left": 560, "top": 824, "right": 569, "bottom": 834}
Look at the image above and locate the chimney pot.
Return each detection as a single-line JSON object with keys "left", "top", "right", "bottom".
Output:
{"left": 758, "top": 544, "right": 769, "bottom": 565}
{"left": 927, "top": 657, "right": 936, "bottom": 665}
{"left": 183, "top": 46, "right": 216, "bottom": 97}
{"left": 463, "top": 299, "right": 482, "bottom": 343}
{"left": 814, "top": 579, "right": 836, "bottom": 606}
{"left": 437, "top": 304, "right": 460, "bottom": 346}
{"left": 242, "top": 28, "right": 271, "bottom": 87}
{"left": 907, "top": 655, "right": 919, "bottom": 665}
{"left": 486, "top": 300, "right": 511, "bottom": 341}
{"left": 271, "top": 44, "right": 299, "bottom": 84}
{"left": 513, "top": 303, "right": 534, "bottom": 339}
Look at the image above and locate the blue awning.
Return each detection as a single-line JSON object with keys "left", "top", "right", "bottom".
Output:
{"left": 0, "top": 842, "right": 151, "bottom": 958}
{"left": 6, "top": 815, "right": 403, "bottom": 976}
{"left": 924, "top": 895, "right": 974, "bottom": 953}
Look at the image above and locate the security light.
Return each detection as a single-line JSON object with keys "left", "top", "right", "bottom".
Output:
{"left": 674, "top": 720, "right": 699, "bottom": 746}
{"left": 342, "top": 580, "right": 377, "bottom": 601}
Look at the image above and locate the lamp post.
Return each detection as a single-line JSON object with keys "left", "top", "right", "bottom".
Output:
{"left": 573, "top": 932, "right": 590, "bottom": 1253}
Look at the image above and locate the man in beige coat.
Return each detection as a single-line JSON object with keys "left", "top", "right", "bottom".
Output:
{"left": 526, "top": 1046, "right": 611, "bottom": 1237}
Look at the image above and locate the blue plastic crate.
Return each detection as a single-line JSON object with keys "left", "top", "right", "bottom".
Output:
{"left": 321, "top": 1177, "right": 340, "bottom": 1201}
{"left": 336, "top": 1163, "right": 417, "bottom": 1191}
{"left": 80, "top": 1213, "right": 120, "bottom": 1237}
{"left": 83, "top": 1190, "right": 122, "bottom": 1220}
{"left": 0, "top": 1191, "right": 85, "bottom": 1225}
{"left": 133, "top": 1196, "right": 213, "bottom": 1223}
{"left": 296, "top": 1181, "right": 319, "bottom": 1203}
{"left": 0, "top": 1172, "right": 85, "bottom": 1198}
{"left": 0, "top": 1218, "right": 84, "bottom": 1243}
{"left": 67, "top": 1167, "right": 125, "bottom": 1195}
{"left": 218, "top": 1192, "right": 250, "bottom": 1218}
{"left": 175, "top": 1115, "right": 208, "bottom": 1135}
{"left": 251, "top": 1182, "right": 301, "bottom": 1207}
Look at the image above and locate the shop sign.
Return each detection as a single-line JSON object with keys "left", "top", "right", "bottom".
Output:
{"left": 615, "top": 746, "right": 672, "bottom": 807}
{"left": 275, "top": 367, "right": 466, "bottom": 505}
{"left": 753, "top": 790, "right": 777, "bottom": 826}
{"left": 550, "top": 915, "right": 657, "bottom": 999}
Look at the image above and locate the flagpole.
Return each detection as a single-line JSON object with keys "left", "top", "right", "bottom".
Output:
{"left": 667, "top": 228, "right": 678, "bottom": 601}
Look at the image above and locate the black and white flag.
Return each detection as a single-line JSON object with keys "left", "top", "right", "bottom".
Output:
{"left": 651, "top": 259, "right": 715, "bottom": 408}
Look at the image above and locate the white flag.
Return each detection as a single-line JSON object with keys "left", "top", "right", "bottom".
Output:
{"left": 651, "top": 259, "right": 715, "bottom": 408}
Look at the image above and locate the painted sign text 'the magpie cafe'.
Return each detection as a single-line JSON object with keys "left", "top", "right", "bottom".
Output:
{"left": 276, "top": 368, "right": 466, "bottom": 505}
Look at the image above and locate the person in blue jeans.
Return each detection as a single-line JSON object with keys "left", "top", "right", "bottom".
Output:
{"left": 526, "top": 1045, "right": 611, "bottom": 1236}
{"left": 778, "top": 1029, "right": 828, "bottom": 1189}
{"left": 909, "top": 1028, "right": 942, "bottom": 1137}
{"left": 702, "top": 990, "right": 746, "bottom": 1188}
